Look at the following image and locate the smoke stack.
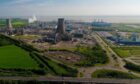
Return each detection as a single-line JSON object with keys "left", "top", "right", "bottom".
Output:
{"left": 6, "top": 19, "right": 13, "bottom": 35}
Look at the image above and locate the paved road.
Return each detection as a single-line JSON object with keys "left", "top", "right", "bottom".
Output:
{"left": 79, "top": 32, "right": 123, "bottom": 78}
{"left": 79, "top": 32, "right": 140, "bottom": 78}
{"left": 95, "top": 32, "right": 140, "bottom": 77}
{"left": 95, "top": 32, "right": 125, "bottom": 69}
{"left": 0, "top": 77, "right": 140, "bottom": 84}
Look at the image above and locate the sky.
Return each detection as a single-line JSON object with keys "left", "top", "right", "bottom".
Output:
{"left": 0, "top": 0, "right": 140, "bottom": 17}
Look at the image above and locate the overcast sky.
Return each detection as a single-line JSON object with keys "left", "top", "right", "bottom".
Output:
{"left": 0, "top": 0, "right": 140, "bottom": 16}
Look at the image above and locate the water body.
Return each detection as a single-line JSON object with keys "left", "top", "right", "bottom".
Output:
{"left": 37, "top": 16, "right": 140, "bottom": 23}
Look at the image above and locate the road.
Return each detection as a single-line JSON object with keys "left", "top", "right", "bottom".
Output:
{"left": 79, "top": 32, "right": 123, "bottom": 78}
{"left": 95, "top": 32, "right": 125, "bottom": 70}
{"left": 79, "top": 32, "right": 140, "bottom": 78}
{"left": 96, "top": 32, "right": 140, "bottom": 77}
{"left": 0, "top": 77, "right": 140, "bottom": 84}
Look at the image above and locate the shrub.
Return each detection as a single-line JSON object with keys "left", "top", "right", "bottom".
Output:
{"left": 75, "top": 45, "right": 109, "bottom": 66}
{"left": 92, "top": 69, "right": 138, "bottom": 79}
{"left": 124, "top": 60, "right": 140, "bottom": 72}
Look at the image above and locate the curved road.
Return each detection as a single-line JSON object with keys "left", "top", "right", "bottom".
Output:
{"left": 79, "top": 32, "right": 140, "bottom": 78}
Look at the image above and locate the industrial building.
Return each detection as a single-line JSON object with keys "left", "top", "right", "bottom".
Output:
{"left": 107, "top": 32, "right": 140, "bottom": 45}
{"left": 40, "top": 18, "right": 72, "bottom": 44}
{"left": 56, "top": 18, "right": 65, "bottom": 34}
{"left": 6, "top": 19, "right": 13, "bottom": 35}
{"left": 92, "top": 19, "right": 111, "bottom": 27}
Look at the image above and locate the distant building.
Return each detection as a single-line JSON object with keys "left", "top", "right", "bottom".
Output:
{"left": 73, "top": 29, "right": 84, "bottom": 38}
{"left": 92, "top": 20, "right": 111, "bottom": 27}
{"left": 107, "top": 32, "right": 140, "bottom": 46}
{"left": 56, "top": 18, "right": 65, "bottom": 34}
{"left": 73, "top": 33, "right": 84, "bottom": 38}
{"left": 56, "top": 18, "right": 72, "bottom": 41}
{"left": 15, "top": 28, "right": 25, "bottom": 35}
{"left": 6, "top": 19, "right": 13, "bottom": 35}
{"left": 42, "top": 33, "right": 61, "bottom": 44}
{"left": 131, "top": 32, "right": 137, "bottom": 42}
{"left": 28, "top": 15, "right": 37, "bottom": 23}
{"left": 38, "top": 18, "right": 72, "bottom": 44}
{"left": 66, "top": 25, "right": 73, "bottom": 33}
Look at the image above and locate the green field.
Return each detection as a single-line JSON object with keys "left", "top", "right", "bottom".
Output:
{"left": 111, "top": 23, "right": 140, "bottom": 32}
{"left": 0, "top": 45, "right": 39, "bottom": 69}
{"left": 45, "top": 58, "right": 77, "bottom": 76}
{"left": 0, "top": 34, "right": 78, "bottom": 76}
{"left": 92, "top": 69, "right": 138, "bottom": 79}
{"left": 94, "top": 23, "right": 140, "bottom": 33}
{"left": 31, "top": 52, "right": 78, "bottom": 77}
{"left": 75, "top": 45, "right": 109, "bottom": 66}
{"left": 113, "top": 47, "right": 140, "bottom": 58}
{"left": 0, "top": 19, "right": 28, "bottom": 28}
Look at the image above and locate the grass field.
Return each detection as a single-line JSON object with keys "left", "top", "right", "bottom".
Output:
{"left": 0, "top": 45, "right": 39, "bottom": 69}
{"left": 75, "top": 45, "right": 109, "bottom": 66}
{"left": 13, "top": 21, "right": 27, "bottom": 28}
{"left": 113, "top": 47, "right": 140, "bottom": 58}
{"left": 46, "top": 59, "right": 69, "bottom": 75}
{"left": 94, "top": 23, "right": 140, "bottom": 33}
{"left": 92, "top": 69, "right": 138, "bottom": 79}
{"left": 111, "top": 23, "right": 140, "bottom": 32}
{"left": 0, "top": 19, "right": 28, "bottom": 28}
{"left": 113, "top": 48, "right": 131, "bottom": 58}
{"left": 0, "top": 35, "right": 78, "bottom": 76}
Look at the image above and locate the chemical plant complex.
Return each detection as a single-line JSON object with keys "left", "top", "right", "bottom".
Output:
{"left": 1, "top": 16, "right": 140, "bottom": 84}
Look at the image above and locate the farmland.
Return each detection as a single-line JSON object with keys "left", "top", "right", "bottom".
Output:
{"left": 112, "top": 47, "right": 140, "bottom": 65}
{"left": 94, "top": 23, "right": 140, "bottom": 33}
{"left": 111, "top": 23, "right": 140, "bottom": 33}
{"left": 0, "top": 34, "right": 78, "bottom": 77}
{"left": 46, "top": 44, "right": 109, "bottom": 67}
{"left": 0, "top": 19, "right": 28, "bottom": 28}
{"left": 0, "top": 45, "right": 39, "bottom": 69}
{"left": 46, "top": 51, "right": 84, "bottom": 65}
{"left": 75, "top": 45, "right": 109, "bottom": 67}
{"left": 113, "top": 47, "right": 140, "bottom": 58}
{"left": 112, "top": 47, "right": 131, "bottom": 58}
